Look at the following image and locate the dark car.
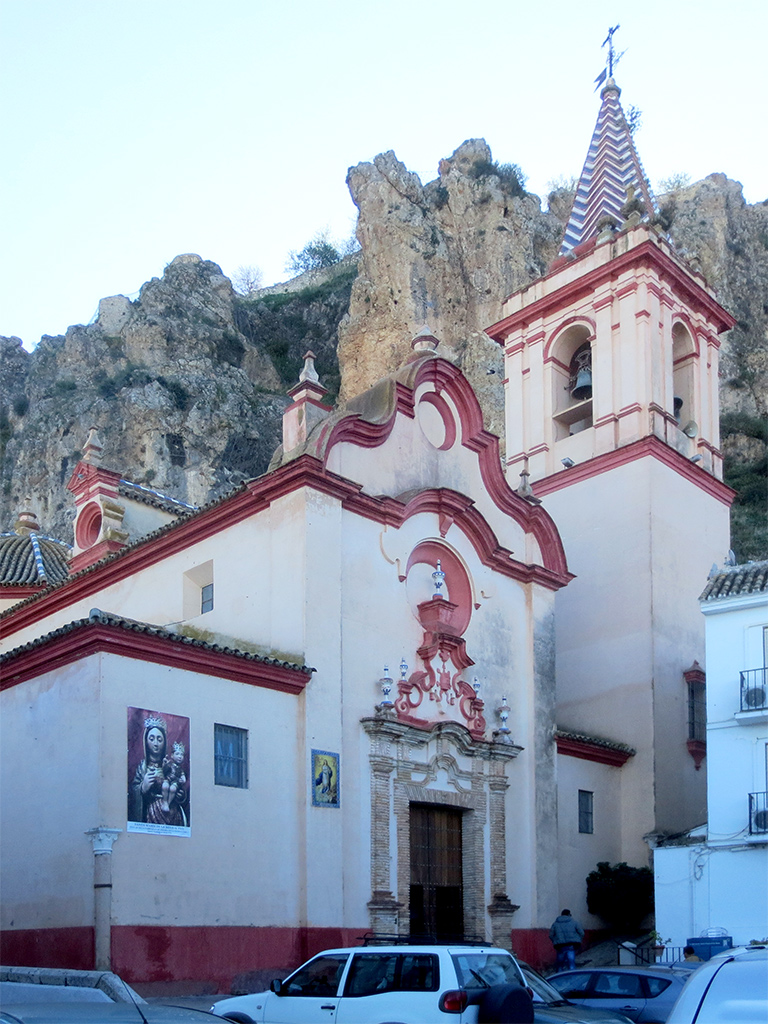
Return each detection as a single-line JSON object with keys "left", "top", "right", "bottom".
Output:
{"left": 547, "top": 966, "right": 690, "bottom": 1023}
{"left": 0, "top": 1005, "right": 221, "bottom": 1024}
{"left": 520, "top": 964, "right": 633, "bottom": 1024}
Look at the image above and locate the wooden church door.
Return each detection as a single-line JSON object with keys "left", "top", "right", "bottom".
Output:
{"left": 409, "top": 804, "right": 464, "bottom": 942}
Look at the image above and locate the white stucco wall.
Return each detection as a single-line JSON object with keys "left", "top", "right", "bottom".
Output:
{"left": 556, "top": 754, "right": 624, "bottom": 928}
{"left": 1, "top": 366, "right": 564, "bottom": 947}
{"left": 654, "top": 582, "right": 768, "bottom": 949}
{"left": 543, "top": 454, "right": 728, "bottom": 866}
{"left": 655, "top": 843, "right": 768, "bottom": 947}
{"left": 1, "top": 658, "right": 102, "bottom": 930}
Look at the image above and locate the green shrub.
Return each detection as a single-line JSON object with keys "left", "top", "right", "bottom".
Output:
{"left": 469, "top": 159, "right": 527, "bottom": 197}
{"left": 586, "top": 861, "right": 654, "bottom": 931}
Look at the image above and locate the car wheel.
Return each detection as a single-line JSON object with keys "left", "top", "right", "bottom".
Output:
{"left": 477, "top": 982, "right": 534, "bottom": 1023}
{"left": 222, "top": 1014, "right": 254, "bottom": 1023}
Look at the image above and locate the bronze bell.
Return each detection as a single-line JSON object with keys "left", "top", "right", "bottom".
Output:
{"left": 571, "top": 366, "right": 593, "bottom": 401}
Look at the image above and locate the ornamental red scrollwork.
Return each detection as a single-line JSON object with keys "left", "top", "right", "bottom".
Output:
{"left": 394, "top": 656, "right": 486, "bottom": 739}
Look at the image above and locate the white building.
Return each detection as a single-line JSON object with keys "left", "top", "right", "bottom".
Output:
{"left": 654, "top": 561, "right": 768, "bottom": 947}
{"left": 0, "top": 75, "right": 740, "bottom": 986}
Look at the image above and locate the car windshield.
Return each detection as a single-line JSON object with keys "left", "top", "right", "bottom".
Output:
{"left": 451, "top": 952, "right": 521, "bottom": 990}
{"left": 520, "top": 966, "right": 567, "bottom": 1003}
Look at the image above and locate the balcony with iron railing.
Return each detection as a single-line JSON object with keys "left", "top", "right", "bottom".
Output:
{"left": 748, "top": 791, "right": 768, "bottom": 836}
{"left": 739, "top": 668, "right": 768, "bottom": 715}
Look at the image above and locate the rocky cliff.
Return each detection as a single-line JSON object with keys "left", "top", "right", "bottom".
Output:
{"left": 0, "top": 141, "right": 765, "bottom": 556}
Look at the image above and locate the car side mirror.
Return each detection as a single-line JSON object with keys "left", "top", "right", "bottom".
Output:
{"left": 269, "top": 979, "right": 283, "bottom": 995}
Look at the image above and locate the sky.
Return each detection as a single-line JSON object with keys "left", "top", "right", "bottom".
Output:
{"left": 1, "top": 0, "right": 765, "bottom": 350}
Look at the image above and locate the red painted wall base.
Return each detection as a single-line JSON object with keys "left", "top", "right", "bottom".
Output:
{"left": 1, "top": 925, "right": 604, "bottom": 987}
{"left": 112, "top": 925, "right": 364, "bottom": 990}
{"left": 510, "top": 928, "right": 553, "bottom": 970}
{"left": 0, "top": 928, "right": 94, "bottom": 970}
{"left": 510, "top": 927, "right": 606, "bottom": 971}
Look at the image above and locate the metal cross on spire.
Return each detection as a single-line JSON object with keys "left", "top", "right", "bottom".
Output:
{"left": 594, "top": 24, "right": 626, "bottom": 89}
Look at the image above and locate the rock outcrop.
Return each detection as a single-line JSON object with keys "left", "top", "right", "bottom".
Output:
{"left": 339, "top": 140, "right": 563, "bottom": 438}
{"left": 0, "top": 145, "right": 765, "bottom": 558}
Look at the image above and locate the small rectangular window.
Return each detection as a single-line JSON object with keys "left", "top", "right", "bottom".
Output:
{"left": 578, "top": 790, "right": 594, "bottom": 834}
{"left": 201, "top": 582, "right": 214, "bottom": 614}
{"left": 214, "top": 724, "right": 248, "bottom": 788}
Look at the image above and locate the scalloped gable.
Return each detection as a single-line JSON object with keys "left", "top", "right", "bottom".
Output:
{"left": 300, "top": 352, "right": 571, "bottom": 583}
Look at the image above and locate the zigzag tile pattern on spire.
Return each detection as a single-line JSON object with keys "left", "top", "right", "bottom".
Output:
{"left": 560, "top": 80, "right": 655, "bottom": 254}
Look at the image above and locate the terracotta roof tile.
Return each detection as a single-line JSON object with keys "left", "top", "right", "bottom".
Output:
{"left": 699, "top": 560, "right": 768, "bottom": 601}
{"left": 0, "top": 608, "right": 313, "bottom": 675}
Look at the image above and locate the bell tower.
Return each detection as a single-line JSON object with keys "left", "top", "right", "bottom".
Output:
{"left": 487, "top": 72, "right": 736, "bottom": 867}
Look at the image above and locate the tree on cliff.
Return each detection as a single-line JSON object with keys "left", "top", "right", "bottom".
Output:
{"left": 286, "top": 229, "right": 359, "bottom": 275}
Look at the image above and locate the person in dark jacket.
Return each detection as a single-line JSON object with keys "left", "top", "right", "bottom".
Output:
{"left": 549, "top": 909, "right": 585, "bottom": 970}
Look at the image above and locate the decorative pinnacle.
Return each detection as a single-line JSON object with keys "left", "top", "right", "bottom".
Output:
{"left": 432, "top": 559, "right": 446, "bottom": 598}
{"left": 14, "top": 497, "right": 40, "bottom": 535}
{"left": 515, "top": 459, "right": 541, "bottom": 504}
{"left": 496, "top": 696, "right": 511, "bottom": 735}
{"left": 411, "top": 325, "right": 440, "bottom": 354}
{"left": 379, "top": 664, "right": 394, "bottom": 707}
{"left": 399, "top": 657, "right": 409, "bottom": 681}
{"left": 299, "top": 350, "right": 320, "bottom": 385}
{"left": 82, "top": 426, "right": 104, "bottom": 465}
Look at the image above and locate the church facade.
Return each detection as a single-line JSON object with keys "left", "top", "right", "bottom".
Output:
{"left": 0, "top": 77, "right": 737, "bottom": 986}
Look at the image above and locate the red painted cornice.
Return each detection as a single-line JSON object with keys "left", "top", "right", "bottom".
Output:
{"left": 556, "top": 734, "right": 634, "bottom": 767}
{"left": 531, "top": 436, "right": 735, "bottom": 507}
{"left": 0, "top": 586, "right": 40, "bottom": 601}
{"left": 66, "top": 461, "right": 122, "bottom": 499}
{"left": 487, "top": 239, "right": 736, "bottom": 341}
{"left": 1, "top": 358, "right": 573, "bottom": 637}
{"left": 1, "top": 619, "right": 311, "bottom": 694}
{"left": 0, "top": 459, "right": 571, "bottom": 640}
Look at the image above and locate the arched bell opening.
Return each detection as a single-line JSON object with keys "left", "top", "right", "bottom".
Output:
{"left": 549, "top": 323, "right": 594, "bottom": 439}
{"left": 671, "top": 322, "right": 697, "bottom": 434}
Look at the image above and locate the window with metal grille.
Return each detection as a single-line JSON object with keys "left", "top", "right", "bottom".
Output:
{"left": 578, "top": 790, "right": 594, "bottom": 834}
{"left": 214, "top": 724, "right": 248, "bottom": 788}
{"left": 688, "top": 680, "right": 706, "bottom": 742}
{"left": 201, "top": 582, "right": 214, "bottom": 614}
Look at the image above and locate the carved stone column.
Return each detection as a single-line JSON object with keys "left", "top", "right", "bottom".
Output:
{"left": 364, "top": 721, "right": 403, "bottom": 935}
{"left": 85, "top": 827, "right": 121, "bottom": 970}
{"left": 487, "top": 753, "right": 518, "bottom": 949}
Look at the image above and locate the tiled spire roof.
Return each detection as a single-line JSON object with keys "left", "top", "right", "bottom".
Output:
{"left": 560, "top": 79, "right": 655, "bottom": 254}
{"left": 0, "top": 505, "right": 71, "bottom": 587}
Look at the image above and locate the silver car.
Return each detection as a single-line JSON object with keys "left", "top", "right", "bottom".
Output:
{"left": 520, "top": 963, "right": 633, "bottom": 1024}
{"left": 547, "top": 966, "right": 690, "bottom": 1022}
{"left": 666, "top": 945, "right": 768, "bottom": 1023}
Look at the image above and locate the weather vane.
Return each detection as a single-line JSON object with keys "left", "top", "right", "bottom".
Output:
{"left": 594, "top": 24, "right": 626, "bottom": 89}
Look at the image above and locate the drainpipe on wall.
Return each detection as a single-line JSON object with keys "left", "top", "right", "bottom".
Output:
{"left": 85, "top": 827, "right": 122, "bottom": 970}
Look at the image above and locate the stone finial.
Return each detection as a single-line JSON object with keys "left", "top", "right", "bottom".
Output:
{"left": 14, "top": 497, "right": 40, "bottom": 535}
{"left": 620, "top": 184, "right": 647, "bottom": 226}
{"left": 411, "top": 326, "right": 440, "bottom": 355}
{"left": 82, "top": 426, "right": 104, "bottom": 465}
{"left": 283, "top": 352, "right": 331, "bottom": 452}
{"left": 299, "top": 350, "right": 320, "bottom": 385}
{"left": 515, "top": 461, "right": 542, "bottom": 504}
{"left": 596, "top": 214, "right": 619, "bottom": 244}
